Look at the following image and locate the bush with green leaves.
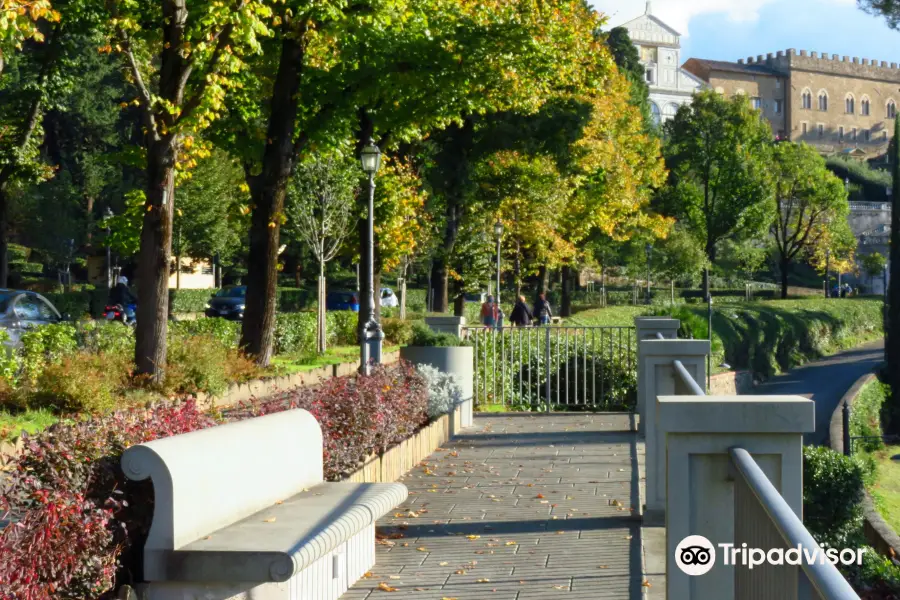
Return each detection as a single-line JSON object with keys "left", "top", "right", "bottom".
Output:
{"left": 382, "top": 318, "right": 414, "bottom": 346}
{"left": 846, "top": 547, "right": 900, "bottom": 596}
{"left": 44, "top": 291, "right": 92, "bottom": 317}
{"left": 850, "top": 378, "right": 888, "bottom": 452}
{"left": 19, "top": 323, "right": 78, "bottom": 385}
{"left": 75, "top": 320, "right": 135, "bottom": 356}
{"left": 169, "top": 289, "right": 218, "bottom": 314}
{"left": 410, "top": 323, "right": 465, "bottom": 347}
{"left": 273, "top": 311, "right": 358, "bottom": 355}
{"left": 171, "top": 318, "right": 240, "bottom": 349}
{"left": 416, "top": 364, "right": 463, "bottom": 418}
{"left": 803, "top": 445, "right": 869, "bottom": 549}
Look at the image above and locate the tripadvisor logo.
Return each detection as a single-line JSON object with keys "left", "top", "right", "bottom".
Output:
{"left": 675, "top": 536, "right": 866, "bottom": 576}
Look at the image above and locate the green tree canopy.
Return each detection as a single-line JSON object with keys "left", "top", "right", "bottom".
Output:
{"left": 604, "top": 26, "right": 651, "bottom": 128}
{"left": 659, "top": 90, "right": 773, "bottom": 289}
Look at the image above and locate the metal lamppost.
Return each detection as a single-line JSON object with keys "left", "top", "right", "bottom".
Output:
{"left": 359, "top": 139, "right": 384, "bottom": 375}
{"left": 645, "top": 243, "right": 652, "bottom": 305}
{"left": 105, "top": 207, "right": 114, "bottom": 289}
{"left": 494, "top": 220, "right": 504, "bottom": 328}
{"left": 825, "top": 248, "right": 831, "bottom": 298}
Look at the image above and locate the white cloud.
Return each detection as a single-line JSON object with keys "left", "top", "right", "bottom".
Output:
{"left": 592, "top": 0, "right": 854, "bottom": 37}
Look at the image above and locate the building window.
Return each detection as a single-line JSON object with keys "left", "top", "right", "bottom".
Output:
{"left": 663, "top": 103, "right": 679, "bottom": 121}
{"left": 862, "top": 97, "right": 871, "bottom": 116}
{"left": 817, "top": 123, "right": 825, "bottom": 138}
{"left": 801, "top": 90, "right": 812, "bottom": 110}
{"left": 885, "top": 131, "right": 890, "bottom": 141}
{"left": 776, "top": 79, "right": 782, "bottom": 89}
{"left": 865, "top": 129, "right": 872, "bottom": 142}
{"left": 751, "top": 97, "right": 761, "bottom": 110}
{"left": 851, "top": 127, "right": 858, "bottom": 141}
{"left": 801, "top": 122, "right": 808, "bottom": 135}
{"left": 645, "top": 68, "right": 654, "bottom": 84}
{"left": 838, "top": 126, "right": 844, "bottom": 141}
{"left": 774, "top": 99, "right": 783, "bottom": 114}
{"left": 650, "top": 102, "right": 661, "bottom": 126}
{"left": 818, "top": 92, "right": 828, "bottom": 112}
{"left": 888, "top": 99, "right": 897, "bottom": 119}
{"left": 846, "top": 95, "right": 855, "bottom": 114}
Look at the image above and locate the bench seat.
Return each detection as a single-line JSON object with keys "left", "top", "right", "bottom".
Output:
{"left": 162, "top": 482, "right": 407, "bottom": 583}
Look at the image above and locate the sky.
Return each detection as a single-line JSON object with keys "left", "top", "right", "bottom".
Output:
{"left": 591, "top": 0, "right": 900, "bottom": 64}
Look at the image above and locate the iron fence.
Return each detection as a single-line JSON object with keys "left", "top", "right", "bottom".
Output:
{"left": 464, "top": 325, "right": 636, "bottom": 411}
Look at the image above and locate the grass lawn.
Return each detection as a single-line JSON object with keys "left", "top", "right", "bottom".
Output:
{"left": 565, "top": 305, "right": 655, "bottom": 327}
{"left": 0, "top": 409, "right": 59, "bottom": 443}
{"left": 868, "top": 446, "right": 900, "bottom": 535}
{"left": 272, "top": 345, "right": 401, "bottom": 374}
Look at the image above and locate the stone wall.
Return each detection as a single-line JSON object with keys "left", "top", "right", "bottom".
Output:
{"left": 708, "top": 370, "right": 755, "bottom": 395}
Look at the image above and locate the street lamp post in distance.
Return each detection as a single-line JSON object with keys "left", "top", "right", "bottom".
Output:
{"left": 359, "top": 140, "right": 384, "bottom": 375}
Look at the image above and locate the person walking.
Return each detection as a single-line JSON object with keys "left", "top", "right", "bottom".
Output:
{"left": 533, "top": 293, "right": 552, "bottom": 326}
{"left": 481, "top": 295, "right": 498, "bottom": 328}
{"left": 509, "top": 295, "right": 533, "bottom": 327}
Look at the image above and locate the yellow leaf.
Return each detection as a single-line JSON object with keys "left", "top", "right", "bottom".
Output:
{"left": 416, "top": 547, "right": 428, "bottom": 552}
{"left": 476, "top": 578, "right": 490, "bottom": 583}
{"left": 466, "top": 535, "right": 480, "bottom": 540}
{"left": 263, "top": 517, "right": 276, "bottom": 523}
{"left": 377, "top": 582, "right": 397, "bottom": 592}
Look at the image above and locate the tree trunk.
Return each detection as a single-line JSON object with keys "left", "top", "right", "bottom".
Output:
{"left": 561, "top": 265, "right": 572, "bottom": 318}
{"left": 318, "top": 259, "right": 326, "bottom": 354}
{"left": 888, "top": 117, "right": 900, "bottom": 433}
{"left": 453, "top": 280, "right": 465, "bottom": 317}
{"left": 780, "top": 257, "right": 790, "bottom": 300}
{"left": 294, "top": 264, "right": 302, "bottom": 288}
{"left": 430, "top": 260, "right": 450, "bottom": 313}
{"left": 537, "top": 265, "right": 549, "bottom": 302}
{"left": 134, "top": 139, "right": 176, "bottom": 382}
{"left": 240, "top": 35, "right": 305, "bottom": 367}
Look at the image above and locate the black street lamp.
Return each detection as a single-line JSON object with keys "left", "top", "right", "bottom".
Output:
{"left": 105, "top": 207, "right": 114, "bottom": 289}
{"left": 360, "top": 139, "right": 384, "bottom": 375}
{"left": 645, "top": 243, "right": 653, "bottom": 305}
{"left": 494, "top": 220, "right": 504, "bottom": 327}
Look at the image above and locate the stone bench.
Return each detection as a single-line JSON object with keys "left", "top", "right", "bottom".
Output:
{"left": 121, "top": 409, "right": 408, "bottom": 600}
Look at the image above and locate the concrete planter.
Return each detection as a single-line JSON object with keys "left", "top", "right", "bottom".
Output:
{"left": 400, "top": 345, "right": 474, "bottom": 432}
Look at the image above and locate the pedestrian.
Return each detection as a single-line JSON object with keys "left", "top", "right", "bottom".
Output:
{"left": 509, "top": 295, "right": 533, "bottom": 327}
{"left": 533, "top": 293, "right": 552, "bottom": 326}
{"left": 481, "top": 295, "right": 498, "bottom": 329}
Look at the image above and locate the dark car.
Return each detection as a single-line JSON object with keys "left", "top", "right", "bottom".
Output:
{"left": 0, "top": 290, "right": 64, "bottom": 349}
{"left": 326, "top": 290, "right": 360, "bottom": 312}
{"left": 205, "top": 286, "right": 246, "bottom": 321}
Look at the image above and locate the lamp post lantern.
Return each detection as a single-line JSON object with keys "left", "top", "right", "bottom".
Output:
{"left": 359, "top": 139, "right": 384, "bottom": 375}
{"left": 105, "top": 207, "right": 114, "bottom": 289}
{"left": 645, "top": 243, "right": 652, "bottom": 305}
{"left": 494, "top": 220, "right": 504, "bottom": 328}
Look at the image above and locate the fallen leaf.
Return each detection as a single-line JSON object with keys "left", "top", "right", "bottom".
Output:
{"left": 642, "top": 580, "right": 652, "bottom": 587}
{"left": 455, "top": 569, "right": 466, "bottom": 575}
{"left": 467, "top": 535, "right": 481, "bottom": 540}
{"left": 263, "top": 517, "right": 276, "bottom": 523}
{"left": 389, "top": 575, "right": 401, "bottom": 580}
{"left": 624, "top": 535, "right": 633, "bottom": 540}
{"left": 599, "top": 565, "right": 608, "bottom": 569}
{"left": 535, "top": 493, "right": 545, "bottom": 499}
{"left": 476, "top": 578, "right": 491, "bottom": 583}
{"left": 553, "top": 585, "right": 567, "bottom": 590}
{"left": 416, "top": 547, "right": 428, "bottom": 552}
{"left": 439, "top": 561, "right": 449, "bottom": 567}
{"left": 377, "top": 582, "right": 397, "bottom": 592}
{"left": 505, "top": 541, "right": 517, "bottom": 546}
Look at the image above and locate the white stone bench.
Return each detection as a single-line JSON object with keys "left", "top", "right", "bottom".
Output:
{"left": 121, "top": 409, "right": 408, "bottom": 600}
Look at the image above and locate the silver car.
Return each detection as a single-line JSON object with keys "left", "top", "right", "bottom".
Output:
{"left": 381, "top": 287, "right": 399, "bottom": 308}
{"left": 0, "top": 290, "right": 65, "bottom": 348}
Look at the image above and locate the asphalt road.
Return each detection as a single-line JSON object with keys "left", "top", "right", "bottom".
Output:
{"left": 752, "top": 340, "right": 885, "bottom": 445}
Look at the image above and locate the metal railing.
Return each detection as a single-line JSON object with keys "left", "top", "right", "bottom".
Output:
{"left": 465, "top": 325, "right": 636, "bottom": 411}
{"left": 849, "top": 201, "right": 892, "bottom": 212}
{"left": 674, "top": 364, "right": 860, "bottom": 600}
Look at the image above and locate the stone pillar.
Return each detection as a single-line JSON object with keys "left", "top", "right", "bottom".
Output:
{"left": 639, "top": 339, "right": 710, "bottom": 520}
{"left": 425, "top": 316, "right": 467, "bottom": 338}
{"left": 634, "top": 317, "right": 680, "bottom": 435}
{"left": 660, "top": 396, "right": 814, "bottom": 600}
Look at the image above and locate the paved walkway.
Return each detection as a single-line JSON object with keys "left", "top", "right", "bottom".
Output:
{"left": 753, "top": 340, "right": 884, "bottom": 445}
{"left": 345, "top": 413, "right": 648, "bottom": 600}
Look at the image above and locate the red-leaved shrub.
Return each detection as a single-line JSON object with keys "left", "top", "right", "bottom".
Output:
{"left": 0, "top": 363, "right": 430, "bottom": 599}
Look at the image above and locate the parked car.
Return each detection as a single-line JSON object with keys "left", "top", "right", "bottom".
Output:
{"left": 381, "top": 287, "right": 398, "bottom": 308}
{"left": 205, "top": 286, "right": 246, "bottom": 321}
{"left": 0, "top": 290, "right": 65, "bottom": 349}
{"left": 326, "top": 290, "right": 360, "bottom": 312}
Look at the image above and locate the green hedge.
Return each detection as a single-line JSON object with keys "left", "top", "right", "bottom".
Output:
{"left": 274, "top": 311, "right": 357, "bottom": 355}
{"left": 169, "top": 289, "right": 215, "bottom": 314}
{"left": 657, "top": 298, "right": 884, "bottom": 379}
{"left": 803, "top": 445, "right": 868, "bottom": 549}
{"left": 850, "top": 378, "right": 888, "bottom": 452}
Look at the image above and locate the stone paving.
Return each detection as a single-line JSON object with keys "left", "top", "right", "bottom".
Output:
{"left": 345, "top": 413, "right": 648, "bottom": 600}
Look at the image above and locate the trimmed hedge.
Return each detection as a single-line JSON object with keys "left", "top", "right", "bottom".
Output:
{"left": 657, "top": 298, "right": 884, "bottom": 379}
{"left": 169, "top": 289, "right": 215, "bottom": 314}
{"left": 850, "top": 378, "right": 888, "bottom": 453}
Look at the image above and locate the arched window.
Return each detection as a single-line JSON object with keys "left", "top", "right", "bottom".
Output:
{"left": 801, "top": 89, "right": 812, "bottom": 110}
{"left": 845, "top": 94, "right": 855, "bottom": 115}
{"left": 888, "top": 99, "right": 897, "bottom": 119}
{"left": 650, "top": 102, "right": 661, "bottom": 126}
{"left": 663, "top": 103, "right": 679, "bottom": 121}
{"left": 861, "top": 96, "right": 871, "bottom": 116}
{"left": 818, "top": 91, "right": 828, "bottom": 112}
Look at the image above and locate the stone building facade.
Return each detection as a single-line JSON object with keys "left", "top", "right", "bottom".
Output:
{"left": 621, "top": 3, "right": 706, "bottom": 126}
{"left": 683, "top": 49, "right": 900, "bottom": 158}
